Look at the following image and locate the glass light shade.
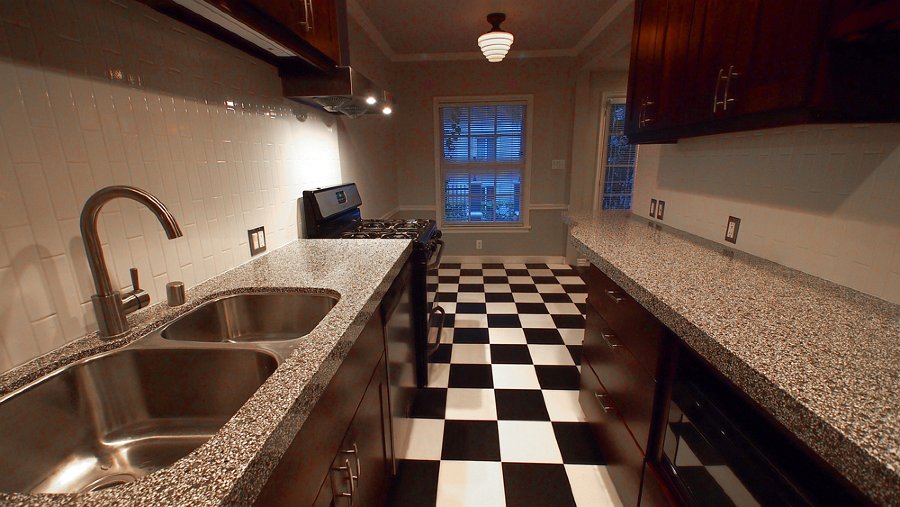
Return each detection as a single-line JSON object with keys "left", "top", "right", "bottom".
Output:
{"left": 478, "top": 31, "right": 514, "bottom": 62}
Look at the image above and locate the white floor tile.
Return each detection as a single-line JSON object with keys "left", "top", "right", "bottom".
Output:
{"left": 565, "top": 464, "right": 624, "bottom": 507}
{"left": 518, "top": 314, "right": 557, "bottom": 328}
{"left": 544, "top": 302, "right": 582, "bottom": 315}
{"left": 507, "top": 276, "right": 533, "bottom": 284}
{"left": 451, "top": 344, "right": 491, "bottom": 364}
{"left": 489, "top": 328, "right": 528, "bottom": 344}
{"left": 491, "top": 364, "right": 541, "bottom": 389}
{"left": 440, "top": 269, "right": 461, "bottom": 276}
{"left": 548, "top": 263, "right": 573, "bottom": 270}
{"left": 458, "top": 276, "right": 484, "bottom": 284}
{"left": 556, "top": 276, "right": 585, "bottom": 285}
{"left": 484, "top": 284, "right": 512, "bottom": 293}
{"left": 428, "top": 363, "right": 451, "bottom": 388}
{"left": 542, "top": 390, "right": 587, "bottom": 422}
{"left": 396, "top": 418, "right": 445, "bottom": 460}
{"left": 536, "top": 284, "right": 566, "bottom": 294}
{"left": 444, "top": 388, "right": 498, "bottom": 420}
{"left": 512, "top": 293, "right": 544, "bottom": 303}
{"left": 498, "top": 421, "right": 563, "bottom": 463}
{"left": 460, "top": 263, "right": 483, "bottom": 269}
{"left": 438, "top": 302, "right": 457, "bottom": 314}
{"left": 436, "top": 461, "right": 507, "bottom": 507}
{"left": 456, "top": 292, "right": 487, "bottom": 303}
{"left": 528, "top": 268, "right": 554, "bottom": 276}
{"left": 485, "top": 302, "right": 518, "bottom": 314}
{"left": 559, "top": 329, "right": 585, "bottom": 346}
{"left": 453, "top": 314, "right": 489, "bottom": 328}
{"left": 438, "top": 283, "right": 459, "bottom": 293}
{"left": 504, "top": 263, "right": 527, "bottom": 269}
{"left": 528, "top": 344, "right": 576, "bottom": 366}
{"left": 569, "top": 293, "right": 588, "bottom": 304}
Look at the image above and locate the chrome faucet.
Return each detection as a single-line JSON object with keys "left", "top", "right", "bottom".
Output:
{"left": 80, "top": 186, "right": 183, "bottom": 339}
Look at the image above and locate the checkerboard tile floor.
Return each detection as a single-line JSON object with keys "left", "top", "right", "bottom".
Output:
{"left": 387, "top": 263, "right": 624, "bottom": 507}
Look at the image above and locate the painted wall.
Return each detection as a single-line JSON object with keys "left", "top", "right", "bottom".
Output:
{"left": 390, "top": 57, "right": 578, "bottom": 258}
{"left": 633, "top": 124, "right": 900, "bottom": 304}
{"left": 0, "top": 0, "right": 394, "bottom": 373}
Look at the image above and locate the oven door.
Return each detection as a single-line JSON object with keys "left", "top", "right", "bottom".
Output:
{"left": 425, "top": 238, "right": 445, "bottom": 357}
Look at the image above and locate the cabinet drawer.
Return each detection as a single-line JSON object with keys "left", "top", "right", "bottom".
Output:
{"left": 584, "top": 265, "right": 664, "bottom": 379}
{"left": 583, "top": 304, "right": 657, "bottom": 453}
{"left": 580, "top": 364, "right": 645, "bottom": 507}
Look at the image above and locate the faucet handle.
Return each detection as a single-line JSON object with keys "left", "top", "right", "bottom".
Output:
{"left": 130, "top": 268, "right": 141, "bottom": 291}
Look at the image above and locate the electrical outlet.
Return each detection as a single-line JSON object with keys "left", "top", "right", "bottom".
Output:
{"left": 475, "top": 240, "right": 483, "bottom": 250}
{"left": 650, "top": 199, "right": 657, "bottom": 218}
{"left": 551, "top": 159, "right": 566, "bottom": 170}
{"left": 725, "top": 216, "right": 741, "bottom": 243}
{"left": 248, "top": 226, "right": 266, "bottom": 256}
{"left": 657, "top": 200, "right": 666, "bottom": 220}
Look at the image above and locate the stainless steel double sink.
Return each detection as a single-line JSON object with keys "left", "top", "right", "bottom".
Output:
{"left": 0, "top": 292, "right": 337, "bottom": 495}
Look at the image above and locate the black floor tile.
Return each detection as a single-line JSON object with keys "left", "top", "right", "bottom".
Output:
{"left": 531, "top": 276, "right": 559, "bottom": 284}
{"left": 576, "top": 303, "right": 587, "bottom": 314}
{"left": 442, "top": 263, "right": 462, "bottom": 269}
{"left": 551, "top": 268, "right": 579, "bottom": 276}
{"left": 516, "top": 302, "right": 549, "bottom": 314}
{"left": 524, "top": 329, "right": 565, "bottom": 345}
{"left": 495, "top": 389, "right": 550, "bottom": 421}
{"left": 430, "top": 343, "right": 453, "bottom": 363}
{"left": 448, "top": 364, "right": 493, "bottom": 388}
{"left": 441, "top": 420, "right": 501, "bottom": 461}
{"left": 525, "top": 263, "right": 549, "bottom": 269}
{"left": 387, "top": 460, "right": 440, "bottom": 507}
{"left": 553, "top": 422, "right": 606, "bottom": 465}
{"left": 485, "top": 292, "right": 515, "bottom": 302}
{"left": 541, "top": 293, "right": 572, "bottom": 303}
{"left": 490, "top": 344, "right": 533, "bottom": 364}
{"left": 502, "top": 463, "right": 577, "bottom": 507}
{"left": 460, "top": 269, "right": 483, "bottom": 276}
{"left": 438, "top": 293, "right": 458, "bottom": 303}
{"left": 552, "top": 314, "right": 586, "bottom": 329}
{"left": 567, "top": 345, "right": 583, "bottom": 365}
{"left": 562, "top": 284, "right": 588, "bottom": 294}
{"left": 506, "top": 269, "right": 529, "bottom": 276}
{"left": 442, "top": 314, "right": 455, "bottom": 328}
{"left": 456, "top": 302, "right": 487, "bottom": 314}
{"left": 410, "top": 388, "right": 448, "bottom": 419}
{"left": 452, "top": 328, "right": 489, "bottom": 344}
{"left": 509, "top": 284, "right": 538, "bottom": 293}
{"left": 487, "top": 314, "right": 522, "bottom": 328}
{"left": 483, "top": 263, "right": 504, "bottom": 269}
{"left": 484, "top": 276, "right": 509, "bottom": 284}
{"left": 427, "top": 283, "right": 438, "bottom": 292}
{"left": 459, "top": 284, "right": 485, "bottom": 292}
{"left": 438, "top": 276, "right": 460, "bottom": 283}
{"left": 535, "top": 365, "right": 581, "bottom": 390}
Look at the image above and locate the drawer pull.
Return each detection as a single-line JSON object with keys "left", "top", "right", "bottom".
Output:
{"left": 333, "top": 458, "right": 357, "bottom": 505}
{"left": 605, "top": 289, "right": 625, "bottom": 303}
{"left": 594, "top": 393, "right": 615, "bottom": 413}
{"left": 339, "top": 443, "right": 361, "bottom": 479}
{"left": 602, "top": 332, "right": 622, "bottom": 348}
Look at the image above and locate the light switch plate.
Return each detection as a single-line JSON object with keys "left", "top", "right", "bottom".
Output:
{"left": 650, "top": 199, "right": 657, "bottom": 218}
{"left": 551, "top": 159, "right": 566, "bottom": 170}
{"left": 657, "top": 200, "right": 666, "bottom": 220}
{"left": 248, "top": 226, "right": 266, "bottom": 256}
{"left": 725, "top": 216, "right": 741, "bottom": 243}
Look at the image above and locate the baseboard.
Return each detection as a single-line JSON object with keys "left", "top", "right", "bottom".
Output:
{"left": 441, "top": 255, "right": 567, "bottom": 265}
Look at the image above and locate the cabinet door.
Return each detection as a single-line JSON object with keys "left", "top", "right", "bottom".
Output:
{"left": 684, "top": 0, "right": 760, "bottom": 123}
{"left": 730, "top": 0, "right": 826, "bottom": 116}
{"left": 626, "top": 0, "right": 666, "bottom": 135}
{"left": 331, "top": 357, "right": 390, "bottom": 507}
{"left": 245, "top": 0, "right": 344, "bottom": 63}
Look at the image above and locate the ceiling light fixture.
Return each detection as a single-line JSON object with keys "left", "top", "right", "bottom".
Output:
{"left": 477, "top": 13, "right": 514, "bottom": 63}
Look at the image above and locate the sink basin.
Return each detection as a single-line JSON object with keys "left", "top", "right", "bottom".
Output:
{"left": 0, "top": 347, "right": 277, "bottom": 494}
{"left": 161, "top": 292, "right": 338, "bottom": 343}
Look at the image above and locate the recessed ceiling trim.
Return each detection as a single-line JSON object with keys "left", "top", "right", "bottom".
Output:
{"left": 573, "top": 0, "right": 634, "bottom": 53}
{"left": 346, "top": 0, "right": 397, "bottom": 59}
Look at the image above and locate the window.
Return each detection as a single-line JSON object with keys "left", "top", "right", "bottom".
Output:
{"left": 599, "top": 100, "right": 637, "bottom": 210}
{"left": 436, "top": 97, "right": 531, "bottom": 227}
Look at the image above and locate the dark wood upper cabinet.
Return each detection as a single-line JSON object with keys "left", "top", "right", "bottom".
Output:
{"left": 625, "top": 0, "right": 900, "bottom": 143}
{"left": 245, "top": 0, "right": 345, "bottom": 64}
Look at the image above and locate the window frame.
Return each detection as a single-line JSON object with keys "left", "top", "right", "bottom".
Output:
{"left": 433, "top": 95, "right": 534, "bottom": 232}
{"left": 593, "top": 95, "right": 639, "bottom": 211}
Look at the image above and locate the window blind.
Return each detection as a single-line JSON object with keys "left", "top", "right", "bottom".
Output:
{"left": 440, "top": 102, "right": 526, "bottom": 224}
{"left": 601, "top": 102, "right": 637, "bottom": 210}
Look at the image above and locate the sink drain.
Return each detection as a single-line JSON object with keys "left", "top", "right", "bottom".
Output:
{"left": 80, "top": 473, "right": 136, "bottom": 493}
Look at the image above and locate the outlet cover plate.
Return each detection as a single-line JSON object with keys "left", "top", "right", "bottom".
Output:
{"left": 248, "top": 226, "right": 266, "bottom": 256}
{"left": 657, "top": 200, "right": 666, "bottom": 220}
{"left": 725, "top": 216, "right": 741, "bottom": 243}
{"left": 650, "top": 199, "right": 657, "bottom": 218}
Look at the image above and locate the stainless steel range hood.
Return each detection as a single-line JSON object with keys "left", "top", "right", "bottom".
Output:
{"left": 280, "top": 65, "right": 394, "bottom": 118}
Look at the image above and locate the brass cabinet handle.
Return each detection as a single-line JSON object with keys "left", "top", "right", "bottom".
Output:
{"left": 604, "top": 289, "right": 625, "bottom": 303}
{"left": 713, "top": 67, "right": 726, "bottom": 112}
{"left": 722, "top": 64, "right": 739, "bottom": 110}
{"left": 594, "top": 393, "right": 616, "bottom": 413}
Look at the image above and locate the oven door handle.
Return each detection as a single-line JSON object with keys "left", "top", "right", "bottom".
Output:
{"left": 427, "top": 305, "right": 446, "bottom": 356}
{"left": 426, "top": 239, "right": 445, "bottom": 271}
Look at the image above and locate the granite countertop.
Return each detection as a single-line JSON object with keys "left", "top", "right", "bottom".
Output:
{"left": 0, "top": 239, "right": 412, "bottom": 506}
{"left": 564, "top": 210, "right": 900, "bottom": 504}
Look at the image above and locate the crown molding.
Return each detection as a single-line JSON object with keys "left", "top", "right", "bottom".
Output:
{"left": 347, "top": 0, "right": 631, "bottom": 64}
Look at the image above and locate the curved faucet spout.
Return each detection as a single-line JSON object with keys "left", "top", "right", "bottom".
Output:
{"left": 80, "top": 186, "right": 183, "bottom": 338}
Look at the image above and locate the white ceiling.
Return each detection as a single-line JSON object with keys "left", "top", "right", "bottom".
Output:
{"left": 348, "top": 0, "right": 633, "bottom": 65}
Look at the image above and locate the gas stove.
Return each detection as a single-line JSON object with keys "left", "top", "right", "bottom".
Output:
{"left": 341, "top": 219, "right": 435, "bottom": 240}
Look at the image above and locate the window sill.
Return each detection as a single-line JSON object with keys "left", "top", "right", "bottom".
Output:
{"left": 440, "top": 225, "right": 532, "bottom": 234}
